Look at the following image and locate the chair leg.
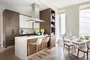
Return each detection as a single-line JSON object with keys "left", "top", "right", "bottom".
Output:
{"left": 72, "top": 46, "right": 74, "bottom": 52}
{"left": 84, "top": 52, "right": 85, "bottom": 57}
{"left": 44, "top": 43, "right": 50, "bottom": 54}
{"left": 68, "top": 46, "right": 70, "bottom": 53}
{"left": 46, "top": 42, "right": 47, "bottom": 48}
{"left": 77, "top": 49, "right": 79, "bottom": 58}
{"left": 38, "top": 44, "right": 39, "bottom": 51}
{"left": 87, "top": 52, "right": 88, "bottom": 60}
{"left": 36, "top": 45, "right": 38, "bottom": 53}
{"left": 63, "top": 44, "right": 65, "bottom": 52}
{"left": 74, "top": 46, "right": 76, "bottom": 52}
{"left": 42, "top": 42, "right": 43, "bottom": 49}
{"left": 36, "top": 45, "right": 43, "bottom": 59}
{"left": 39, "top": 43, "right": 46, "bottom": 56}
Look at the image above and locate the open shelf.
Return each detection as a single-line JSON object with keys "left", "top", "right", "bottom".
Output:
{"left": 51, "top": 9, "right": 55, "bottom": 34}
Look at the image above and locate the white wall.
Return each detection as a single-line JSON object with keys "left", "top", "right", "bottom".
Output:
{"left": 55, "top": 15, "right": 60, "bottom": 44}
{"left": 58, "top": 5, "right": 79, "bottom": 37}
{"left": 65, "top": 5, "right": 79, "bottom": 36}
{"left": 0, "top": 6, "right": 5, "bottom": 47}
{"left": 58, "top": 2, "right": 90, "bottom": 37}
{"left": 0, "top": 15, "right": 1, "bottom": 45}
{"left": 0, "top": 11, "right": 3, "bottom": 47}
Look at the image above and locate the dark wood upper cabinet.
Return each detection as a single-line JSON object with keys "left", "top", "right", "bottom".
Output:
{"left": 3, "top": 9, "right": 19, "bottom": 48}
{"left": 40, "top": 8, "right": 51, "bottom": 35}
{"left": 40, "top": 8, "right": 56, "bottom": 48}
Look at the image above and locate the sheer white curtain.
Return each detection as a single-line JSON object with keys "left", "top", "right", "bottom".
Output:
{"left": 79, "top": 9, "right": 90, "bottom": 37}
{"left": 61, "top": 13, "right": 66, "bottom": 35}
{"left": 57, "top": 13, "right": 66, "bottom": 46}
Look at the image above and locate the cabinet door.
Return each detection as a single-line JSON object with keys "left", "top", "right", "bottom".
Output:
{"left": 28, "top": 21, "right": 33, "bottom": 28}
{"left": 24, "top": 16, "right": 28, "bottom": 28}
{"left": 25, "top": 16, "right": 32, "bottom": 28}
{"left": 34, "top": 23, "right": 40, "bottom": 28}
{"left": 19, "top": 15, "right": 25, "bottom": 28}
{"left": 19, "top": 15, "right": 32, "bottom": 28}
{"left": 5, "top": 27, "right": 14, "bottom": 46}
{"left": 3, "top": 9, "right": 19, "bottom": 48}
{"left": 51, "top": 35, "right": 55, "bottom": 47}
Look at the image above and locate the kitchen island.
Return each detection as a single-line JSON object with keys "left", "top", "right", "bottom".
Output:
{"left": 15, "top": 35, "right": 48, "bottom": 60}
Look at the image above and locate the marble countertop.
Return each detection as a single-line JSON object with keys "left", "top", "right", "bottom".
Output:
{"left": 15, "top": 35, "right": 48, "bottom": 40}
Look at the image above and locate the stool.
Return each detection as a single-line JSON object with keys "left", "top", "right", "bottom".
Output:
{"left": 44, "top": 36, "right": 50, "bottom": 53}
{"left": 40, "top": 36, "right": 50, "bottom": 56}
{"left": 29, "top": 38, "right": 43, "bottom": 58}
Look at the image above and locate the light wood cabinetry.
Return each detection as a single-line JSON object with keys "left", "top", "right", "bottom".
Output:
{"left": 40, "top": 8, "right": 56, "bottom": 48}
{"left": 3, "top": 9, "right": 19, "bottom": 48}
{"left": 27, "top": 39, "right": 37, "bottom": 56}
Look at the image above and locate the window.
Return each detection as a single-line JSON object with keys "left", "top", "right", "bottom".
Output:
{"left": 79, "top": 9, "right": 90, "bottom": 37}
{"left": 60, "top": 13, "right": 66, "bottom": 34}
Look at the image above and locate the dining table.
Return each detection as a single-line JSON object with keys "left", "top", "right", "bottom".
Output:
{"left": 72, "top": 40, "right": 90, "bottom": 45}
{"left": 71, "top": 40, "right": 90, "bottom": 58}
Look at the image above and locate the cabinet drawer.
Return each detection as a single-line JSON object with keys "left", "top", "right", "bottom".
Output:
{"left": 51, "top": 35, "right": 56, "bottom": 47}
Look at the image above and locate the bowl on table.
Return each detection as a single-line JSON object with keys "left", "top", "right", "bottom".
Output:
{"left": 77, "top": 40, "right": 82, "bottom": 42}
{"left": 84, "top": 36, "right": 90, "bottom": 40}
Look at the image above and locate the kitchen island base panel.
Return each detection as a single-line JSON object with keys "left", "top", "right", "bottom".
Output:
{"left": 15, "top": 35, "right": 48, "bottom": 60}
{"left": 15, "top": 37, "right": 27, "bottom": 60}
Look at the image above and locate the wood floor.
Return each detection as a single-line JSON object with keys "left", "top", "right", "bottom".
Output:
{"left": 0, "top": 46, "right": 20, "bottom": 60}
{"left": 0, "top": 45, "right": 89, "bottom": 60}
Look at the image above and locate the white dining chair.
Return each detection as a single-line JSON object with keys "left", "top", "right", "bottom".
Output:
{"left": 63, "top": 40, "right": 76, "bottom": 53}
{"left": 86, "top": 41, "right": 90, "bottom": 60}
{"left": 72, "top": 36, "right": 79, "bottom": 41}
{"left": 77, "top": 41, "right": 90, "bottom": 60}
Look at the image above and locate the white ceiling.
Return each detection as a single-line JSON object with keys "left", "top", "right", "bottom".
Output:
{"left": 41, "top": 0, "right": 90, "bottom": 8}
{"left": 0, "top": 0, "right": 49, "bottom": 16}
{"left": 0, "top": 0, "right": 89, "bottom": 16}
